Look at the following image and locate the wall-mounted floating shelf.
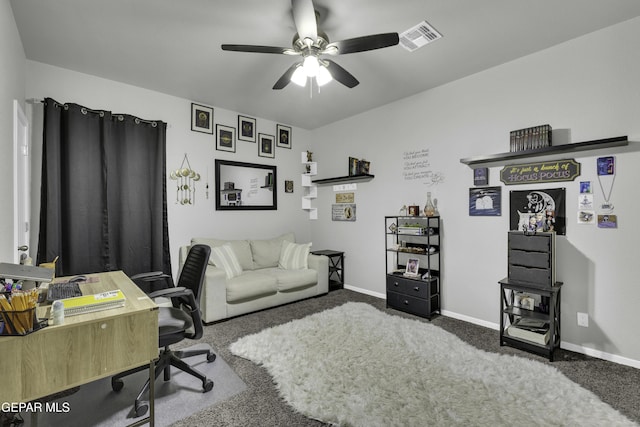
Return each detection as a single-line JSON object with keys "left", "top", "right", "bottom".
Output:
{"left": 460, "top": 136, "right": 628, "bottom": 167}
{"left": 312, "top": 174, "right": 375, "bottom": 185}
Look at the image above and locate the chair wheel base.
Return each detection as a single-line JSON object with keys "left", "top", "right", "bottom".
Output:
{"left": 135, "top": 400, "right": 149, "bottom": 417}
{"left": 203, "top": 379, "right": 214, "bottom": 393}
{"left": 207, "top": 353, "right": 216, "bottom": 363}
{"left": 111, "top": 378, "right": 124, "bottom": 392}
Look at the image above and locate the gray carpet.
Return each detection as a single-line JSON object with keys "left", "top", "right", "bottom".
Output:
{"left": 171, "top": 289, "right": 640, "bottom": 427}
{"left": 20, "top": 344, "right": 246, "bottom": 427}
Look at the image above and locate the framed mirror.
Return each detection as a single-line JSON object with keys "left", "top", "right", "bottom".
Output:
{"left": 215, "top": 159, "right": 277, "bottom": 210}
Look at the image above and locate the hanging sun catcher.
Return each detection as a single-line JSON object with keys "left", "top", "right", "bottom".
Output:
{"left": 170, "top": 153, "right": 200, "bottom": 205}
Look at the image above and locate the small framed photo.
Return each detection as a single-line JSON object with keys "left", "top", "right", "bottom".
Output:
{"left": 404, "top": 258, "right": 420, "bottom": 277}
{"left": 191, "top": 103, "right": 213, "bottom": 134}
{"left": 359, "top": 160, "right": 371, "bottom": 175}
{"left": 597, "top": 156, "right": 615, "bottom": 175}
{"left": 258, "top": 133, "right": 275, "bottom": 158}
{"left": 238, "top": 115, "right": 256, "bottom": 142}
{"left": 216, "top": 124, "right": 236, "bottom": 152}
{"left": 473, "top": 168, "right": 489, "bottom": 186}
{"left": 284, "top": 180, "right": 294, "bottom": 193}
{"left": 276, "top": 124, "right": 292, "bottom": 149}
{"left": 349, "top": 157, "right": 359, "bottom": 176}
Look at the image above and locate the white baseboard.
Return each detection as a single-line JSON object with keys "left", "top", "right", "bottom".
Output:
{"left": 344, "top": 287, "right": 640, "bottom": 369}
{"left": 560, "top": 341, "right": 640, "bottom": 369}
{"left": 440, "top": 309, "right": 500, "bottom": 331}
{"left": 343, "top": 284, "right": 386, "bottom": 300}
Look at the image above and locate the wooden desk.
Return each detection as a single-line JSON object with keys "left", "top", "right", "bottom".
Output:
{"left": 0, "top": 271, "right": 158, "bottom": 425}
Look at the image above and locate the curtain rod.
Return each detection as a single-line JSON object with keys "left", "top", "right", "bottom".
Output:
{"left": 27, "top": 98, "right": 161, "bottom": 127}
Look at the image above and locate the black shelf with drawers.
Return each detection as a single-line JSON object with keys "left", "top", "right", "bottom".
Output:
{"left": 385, "top": 216, "right": 441, "bottom": 319}
{"left": 499, "top": 231, "right": 562, "bottom": 361}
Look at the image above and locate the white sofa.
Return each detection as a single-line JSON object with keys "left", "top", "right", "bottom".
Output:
{"left": 178, "top": 233, "right": 329, "bottom": 323}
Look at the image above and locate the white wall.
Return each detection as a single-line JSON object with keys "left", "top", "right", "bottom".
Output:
{"left": 310, "top": 17, "right": 640, "bottom": 365}
{"left": 25, "top": 61, "right": 314, "bottom": 275}
{"left": 0, "top": 2, "right": 26, "bottom": 262}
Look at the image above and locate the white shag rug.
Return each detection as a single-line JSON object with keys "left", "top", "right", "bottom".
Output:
{"left": 230, "top": 302, "right": 636, "bottom": 427}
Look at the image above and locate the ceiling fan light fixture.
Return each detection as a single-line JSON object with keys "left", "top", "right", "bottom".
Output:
{"left": 303, "top": 55, "right": 320, "bottom": 77}
{"left": 316, "top": 65, "right": 332, "bottom": 86}
{"left": 291, "top": 65, "right": 308, "bottom": 86}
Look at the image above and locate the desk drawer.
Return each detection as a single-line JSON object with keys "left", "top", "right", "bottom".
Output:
{"left": 16, "top": 309, "right": 158, "bottom": 402}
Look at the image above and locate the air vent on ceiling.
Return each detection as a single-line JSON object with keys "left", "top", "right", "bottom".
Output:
{"left": 399, "top": 20, "right": 442, "bottom": 52}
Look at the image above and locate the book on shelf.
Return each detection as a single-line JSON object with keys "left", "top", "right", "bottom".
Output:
{"left": 60, "top": 289, "right": 126, "bottom": 316}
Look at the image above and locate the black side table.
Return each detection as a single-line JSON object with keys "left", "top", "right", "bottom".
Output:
{"left": 311, "top": 250, "right": 344, "bottom": 291}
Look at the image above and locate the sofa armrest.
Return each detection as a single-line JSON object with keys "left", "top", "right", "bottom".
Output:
{"left": 308, "top": 253, "right": 329, "bottom": 294}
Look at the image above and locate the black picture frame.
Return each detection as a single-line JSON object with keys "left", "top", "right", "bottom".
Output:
{"left": 348, "top": 157, "right": 359, "bottom": 176}
{"left": 238, "top": 115, "right": 256, "bottom": 142}
{"left": 276, "top": 124, "right": 292, "bottom": 149}
{"left": 215, "top": 159, "right": 277, "bottom": 211}
{"left": 216, "top": 124, "right": 236, "bottom": 153}
{"left": 473, "top": 168, "right": 489, "bottom": 186}
{"left": 258, "top": 133, "right": 275, "bottom": 158}
{"left": 191, "top": 103, "right": 213, "bottom": 134}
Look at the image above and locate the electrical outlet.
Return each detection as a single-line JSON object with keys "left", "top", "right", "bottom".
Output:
{"left": 577, "top": 312, "right": 589, "bottom": 327}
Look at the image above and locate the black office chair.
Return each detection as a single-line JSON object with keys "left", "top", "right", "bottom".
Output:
{"left": 111, "top": 244, "right": 215, "bottom": 417}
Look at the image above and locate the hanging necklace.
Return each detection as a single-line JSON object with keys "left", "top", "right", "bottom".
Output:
{"left": 596, "top": 156, "right": 615, "bottom": 212}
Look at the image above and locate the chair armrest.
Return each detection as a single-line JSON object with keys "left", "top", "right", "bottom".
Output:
{"left": 131, "top": 271, "right": 171, "bottom": 281}
{"left": 148, "top": 286, "right": 188, "bottom": 299}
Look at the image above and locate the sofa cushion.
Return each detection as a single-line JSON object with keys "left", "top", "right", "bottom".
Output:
{"left": 264, "top": 267, "right": 318, "bottom": 292}
{"left": 209, "top": 245, "right": 243, "bottom": 279}
{"left": 192, "top": 237, "right": 253, "bottom": 270}
{"left": 226, "top": 271, "right": 278, "bottom": 302}
{"left": 278, "top": 241, "right": 311, "bottom": 270}
{"left": 250, "top": 232, "right": 295, "bottom": 269}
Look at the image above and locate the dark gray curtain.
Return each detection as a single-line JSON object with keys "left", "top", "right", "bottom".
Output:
{"left": 37, "top": 98, "right": 171, "bottom": 278}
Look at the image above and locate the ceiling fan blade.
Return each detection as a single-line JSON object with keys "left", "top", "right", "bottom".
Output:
{"left": 324, "top": 33, "right": 399, "bottom": 55}
{"left": 221, "top": 44, "right": 297, "bottom": 55}
{"left": 291, "top": 0, "right": 317, "bottom": 42}
{"left": 324, "top": 60, "right": 359, "bottom": 88}
{"left": 273, "top": 63, "right": 299, "bottom": 90}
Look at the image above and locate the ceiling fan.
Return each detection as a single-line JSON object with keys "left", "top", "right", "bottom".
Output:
{"left": 221, "top": 0, "right": 399, "bottom": 90}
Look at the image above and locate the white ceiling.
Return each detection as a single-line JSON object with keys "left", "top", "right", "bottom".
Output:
{"left": 10, "top": 0, "right": 640, "bottom": 130}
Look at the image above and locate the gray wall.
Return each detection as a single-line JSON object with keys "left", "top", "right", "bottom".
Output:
{"left": 309, "top": 17, "right": 640, "bottom": 366}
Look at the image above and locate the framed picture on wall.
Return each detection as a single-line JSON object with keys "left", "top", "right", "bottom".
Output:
{"left": 469, "top": 187, "right": 501, "bottom": 216}
{"left": 510, "top": 188, "right": 566, "bottom": 235}
{"left": 216, "top": 124, "right": 236, "bottom": 153}
{"left": 276, "top": 124, "right": 292, "bottom": 149}
{"left": 191, "top": 103, "right": 213, "bottom": 134}
{"left": 258, "top": 133, "right": 275, "bottom": 158}
{"left": 238, "top": 115, "right": 256, "bottom": 142}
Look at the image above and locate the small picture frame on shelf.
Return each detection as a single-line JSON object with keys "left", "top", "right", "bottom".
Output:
{"left": 349, "top": 157, "right": 359, "bottom": 176}
{"left": 408, "top": 205, "right": 420, "bottom": 216}
{"left": 404, "top": 258, "right": 420, "bottom": 277}
{"left": 359, "top": 159, "right": 371, "bottom": 175}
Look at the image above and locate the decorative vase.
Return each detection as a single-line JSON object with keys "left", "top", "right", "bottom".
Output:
{"left": 424, "top": 192, "right": 436, "bottom": 217}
